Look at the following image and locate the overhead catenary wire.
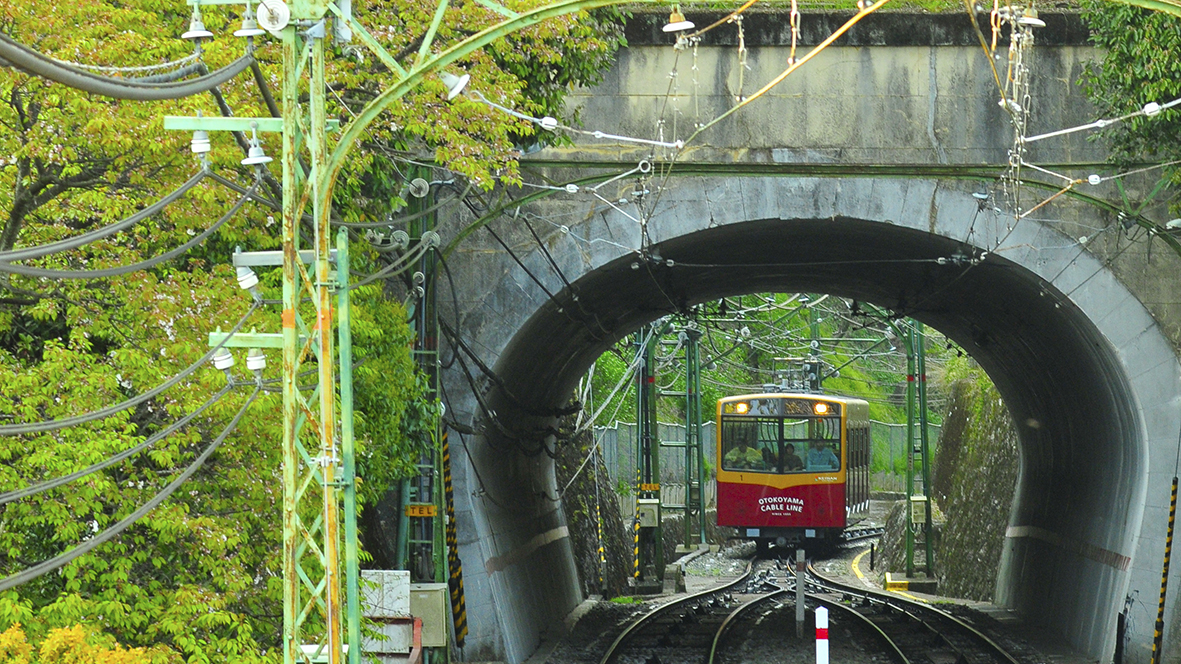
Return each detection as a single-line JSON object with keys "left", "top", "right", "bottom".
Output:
{"left": 0, "top": 385, "right": 261, "bottom": 593}
{"left": 0, "top": 382, "right": 236, "bottom": 505}
{"left": 0, "top": 33, "right": 254, "bottom": 101}
{"left": 0, "top": 177, "right": 261, "bottom": 278}
{"left": 0, "top": 299, "right": 260, "bottom": 435}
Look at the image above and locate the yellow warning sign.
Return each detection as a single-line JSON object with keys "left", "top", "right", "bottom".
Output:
{"left": 405, "top": 504, "right": 437, "bottom": 518}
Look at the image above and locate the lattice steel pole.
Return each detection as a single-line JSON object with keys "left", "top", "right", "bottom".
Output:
{"left": 280, "top": 8, "right": 346, "bottom": 663}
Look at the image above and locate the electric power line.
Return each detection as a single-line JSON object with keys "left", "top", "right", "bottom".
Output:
{"left": 0, "top": 385, "right": 261, "bottom": 593}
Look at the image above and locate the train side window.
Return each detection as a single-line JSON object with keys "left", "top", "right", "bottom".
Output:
{"left": 804, "top": 417, "right": 841, "bottom": 471}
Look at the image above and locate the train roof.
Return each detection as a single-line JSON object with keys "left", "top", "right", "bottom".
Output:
{"left": 717, "top": 392, "right": 869, "bottom": 406}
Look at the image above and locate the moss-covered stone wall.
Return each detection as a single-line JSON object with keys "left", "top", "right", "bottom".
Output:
{"left": 878, "top": 369, "right": 1019, "bottom": 601}
{"left": 554, "top": 425, "right": 634, "bottom": 598}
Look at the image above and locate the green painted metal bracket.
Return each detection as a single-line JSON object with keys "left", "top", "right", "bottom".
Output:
{"left": 164, "top": 116, "right": 340, "bottom": 133}
{"left": 326, "top": 3, "right": 407, "bottom": 77}
{"left": 289, "top": 0, "right": 332, "bottom": 21}
{"left": 209, "top": 331, "right": 303, "bottom": 348}
{"left": 417, "top": 0, "right": 452, "bottom": 68}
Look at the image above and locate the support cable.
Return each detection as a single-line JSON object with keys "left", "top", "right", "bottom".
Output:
{"left": 0, "top": 385, "right": 260, "bottom": 593}
{"left": 0, "top": 177, "right": 260, "bottom": 278}
{"left": 438, "top": 316, "right": 577, "bottom": 420}
{"left": 0, "top": 171, "right": 207, "bottom": 262}
{"left": 0, "top": 300, "right": 260, "bottom": 435}
{"left": 133, "top": 61, "right": 207, "bottom": 84}
{"left": 0, "top": 383, "right": 235, "bottom": 505}
{"left": 50, "top": 51, "right": 201, "bottom": 75}
{"left": 482, "top": 223, "right": 557, "bottom": 301}
{"left": 518, "top": 214, "right": 609, "bottom": 339}
{"left": 347, "top": 240, "right": 432, "bottom": 291}
{"left": 0, "top": 33, "right": 254, "bottom": 100}
{"left": 333, "top": 183, "right": 472, "bottom": 229}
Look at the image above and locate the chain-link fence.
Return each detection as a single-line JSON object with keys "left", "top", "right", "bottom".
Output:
{"left": 870, "top": 420, "right": 942, "bottom": 493}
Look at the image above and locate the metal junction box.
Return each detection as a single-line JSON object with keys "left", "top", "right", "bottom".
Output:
{"left": 909, "top": 496, "right": 928, "bottom": 524}
{"left": 410, "top": 583, "right": 449, "bottom": 648}
{"left": 636, "top": 498, "right": 660, "bottom": 528}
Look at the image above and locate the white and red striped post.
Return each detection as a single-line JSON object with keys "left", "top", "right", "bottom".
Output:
{"left": 815, "top": 606, "right": 829, "bottom": 664}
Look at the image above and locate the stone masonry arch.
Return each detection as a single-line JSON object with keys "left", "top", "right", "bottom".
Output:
{"left": 438, "top": 176, "right": 1181, "bottom": 664}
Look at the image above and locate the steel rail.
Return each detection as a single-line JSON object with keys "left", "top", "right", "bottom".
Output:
{"left": 598, "top": 561, "right": 753, "bottom": 664}
{"left": 809, "top": 592, "right": 911, "bottom": 664}
{"left": 808, "top": 565, "right": 1021, "bottom": 664}
{"left": 705, "top": 587, "right": 787, "bottom": 664}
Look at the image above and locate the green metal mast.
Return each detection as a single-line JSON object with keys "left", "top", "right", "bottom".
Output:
{"left": 917, "top": 321, "right": 935, "bottom": 577}
{"left": 904, "top": 324, "right": 916, "bottom": 578}
{"left": 635, "top": 325, "right": 663, "bottom": 582}
{"left": 683, "top": 325, "right": 706, "bottom": 547}
{"left": 404, "top": 173, "right": 445, "bottom": 587}
{"left": 337, "top": 229, "right": 362, "bottom": 664}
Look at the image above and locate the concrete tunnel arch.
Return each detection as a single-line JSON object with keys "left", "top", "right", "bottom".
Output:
{"left": 443, "top": 177, "right": 1181, "bottom": 663}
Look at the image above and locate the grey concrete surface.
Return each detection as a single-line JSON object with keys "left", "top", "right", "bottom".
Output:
{"left": 432, "top": 12, "right": 1181, "bottom": 663}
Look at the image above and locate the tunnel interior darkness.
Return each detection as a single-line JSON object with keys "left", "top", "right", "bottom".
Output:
{"left": 474, "top": 217, "right": 1144, "bottom": 657}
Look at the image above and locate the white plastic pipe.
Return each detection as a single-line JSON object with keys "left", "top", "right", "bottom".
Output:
{"left": 816, "top": 606, "right": 829, "bottom": 664}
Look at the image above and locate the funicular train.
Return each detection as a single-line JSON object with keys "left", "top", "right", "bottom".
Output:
{"left": 716, "top": 393, "right": 871, "bottom": 551}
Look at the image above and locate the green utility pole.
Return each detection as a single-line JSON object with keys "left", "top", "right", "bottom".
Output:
{"left": 403, "top": 171, "right": 446, "bottom": 587}
{"left": 917, "top": 321, "right": 935, "bottom": 577}
{"left": 176, "top": 0, "right": 664, "bottom": 660}
{"left": 900, "top": 320, "right": 933, "bottom": 579}
{"left": 336, "top": 230, "right": 362, "bottom": 664}
{"left": 634, "top": 325, "right": 663, "bottom": 585}
{"left": 802, "top": 296, "right": 822, "bottom": 393}
{"left": 682, "top": 326, "right": 706, "bottom": 548}
{"left": 904, "top": 324, "right": 916, "bottom": 578}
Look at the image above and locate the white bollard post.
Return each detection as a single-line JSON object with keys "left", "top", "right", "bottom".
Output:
{"left": 815, "top": 605, "right": 829, "bottom": 664}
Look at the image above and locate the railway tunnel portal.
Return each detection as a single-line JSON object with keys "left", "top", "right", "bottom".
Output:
{"left": 430, "top": 10, "right": 1181, "bottom": 664}
{"left": 440, "top": 175, "right": 1180, "bottom": 664}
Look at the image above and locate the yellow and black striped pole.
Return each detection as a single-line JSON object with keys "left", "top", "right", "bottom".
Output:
{"left": 442, "top": 432, "right": 468, "bottom": 648}
{"left": 1151, "top": 476, "right": 1177, "bottom": 664}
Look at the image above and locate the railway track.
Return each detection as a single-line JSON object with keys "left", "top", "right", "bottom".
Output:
{"left": 598, "top": 561, "right": 767, "bottom": 664}
{"left": 807, "top": 565, "right": 1022, "bottom": 664}
{"left": 841, "top": 526, "right": 885, "bottom": 544}
{"left": 594, "top": 550, "right": 1028, "bottom": 664}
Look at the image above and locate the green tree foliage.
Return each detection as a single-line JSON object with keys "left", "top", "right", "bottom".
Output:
{"left": 1080, "top": 0, "right": 1181, "bottom": 175}
{"left": 0, "top": 0, "right": 625, "bottom": 659}
{"left": 0, "top": 623, "right": 160, "bottom": 664}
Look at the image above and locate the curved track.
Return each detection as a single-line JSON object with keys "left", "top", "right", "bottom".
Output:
{"left": 808, "top": 564, "right": 1021, "bottom": 664}
{"left": 598, "top": 562, "right": 755, "bottom": 664}
{"left": 597, "top": 550, "right": 1027, "bottom": 664}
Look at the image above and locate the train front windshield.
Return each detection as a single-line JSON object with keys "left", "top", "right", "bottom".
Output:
{"left": 721, "top": 416, "right": 842, "bottom": 473}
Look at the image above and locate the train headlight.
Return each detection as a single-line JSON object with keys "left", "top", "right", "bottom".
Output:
{"left": 814, "top": 402, "right": 829, "bottom": 415}
{"left": 735, "top": 402, "right": 749, "bottom": 414}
